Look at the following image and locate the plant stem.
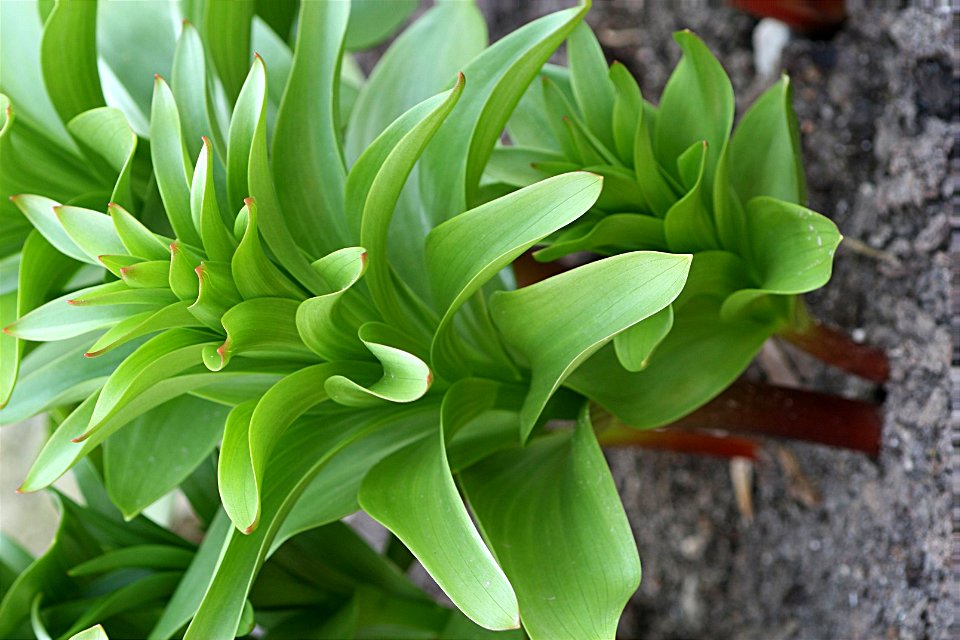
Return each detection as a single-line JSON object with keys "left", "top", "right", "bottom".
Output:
{"left": 597, "top": 425, "right": 760, "bottom": 460}
{"left": 779, "top": 320, "right": 889, "bottom": 384}
{"left": 670, "top": 380, "right": 882, "bottom": 457}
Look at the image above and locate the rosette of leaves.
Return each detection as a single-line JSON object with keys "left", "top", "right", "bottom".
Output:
{"left": 486, "top": 24, "right": 843, "bottom": 428}
{"left": 1, "top": 1, "right": 695, "bottom": 638}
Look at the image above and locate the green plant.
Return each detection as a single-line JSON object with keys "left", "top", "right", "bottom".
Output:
{"left": 0, "top": 1, "right": 690, "bottom": 639}
{"left": 0, "top": 2, "right": 858, "bottom": 639}
{"left": 484, "top": 23, "right": 854, "bottom": 432}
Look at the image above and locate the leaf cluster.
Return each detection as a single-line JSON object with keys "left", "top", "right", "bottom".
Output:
{"left": 0, "top": 2, "right": 839, "bottom": 639}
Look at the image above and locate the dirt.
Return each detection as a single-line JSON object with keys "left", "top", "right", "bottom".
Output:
{"left": 477, "top": 2, "right": 956, "bottom": 638}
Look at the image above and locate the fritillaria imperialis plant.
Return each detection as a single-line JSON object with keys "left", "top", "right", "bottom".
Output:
{"left": 0, "top": 1, "right": 862, "bottom": 639}
{"left": 486, "top": 22, "right": 850, "bottom": 430}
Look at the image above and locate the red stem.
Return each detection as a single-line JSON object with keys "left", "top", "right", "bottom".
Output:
{"left": 779, "top": 320, "right": 889, "bottom": 384}
{"left": 728, "top": 0, "right": 846, "bottom": 35}
{"left": 670, "top": 380, "right": 882, "bottom": 457}
{"left": 598, "top": 426, "right": 760, "bottom": 460}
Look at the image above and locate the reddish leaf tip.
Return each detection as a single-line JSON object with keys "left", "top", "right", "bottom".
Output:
{"left": 243, "top": 197, "right": 255, "bottom": 207}
{"left": 67, "top": 299, "right": 81, "bottom": 306}
{"left": 8, "top": 195, "right": 18, "bottom": 202}
{"left": 14, "top": 487, "right": 24, "bottom": 494}
{"left": 426, "top": 370, "right": 434, "bottom": 387}
{"left": 1, "top": 325, "right": 13, "bottom": 336}
{"left": 154, "top": 73, "right": 163, "bottom": 81}
{"left": 254, "top": 52, "right": 263, "bottom": 62}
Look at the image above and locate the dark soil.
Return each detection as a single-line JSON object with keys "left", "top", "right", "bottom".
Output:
{"left": 477, "top": 2, "right": 955, "bottom": 638}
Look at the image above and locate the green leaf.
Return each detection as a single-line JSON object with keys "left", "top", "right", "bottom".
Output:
{"left": 533, "top": 213, "right": 666, "bottom": 262}
{"left": 0, "top": 493, "right": 100, "bottom": 639}
{"left": 117, "top": 260, "right": 171, "bottom": 289}
{"left": 491, "top": 251, "right": 691, "bottom": 439}
{"left": 0, "top": 291, "right": 16, "bottom": 409}
{"left": 84, "top": 329, "right": 219, "bottom": 440}
{"left": 231, "top": 198, "right": 305, "bottom": 300}
{"left": 168, "top": 240, "right": 201, "bottom": 301}
{"left": 344, "top": 0, "right": 486, "bottom": 299}
{"left": 11, "top": 194, "right": 90, "bottom": 264}
{"left": 567, "top": 22, "right": 615, "bottom": 151}
{"left": 105, "top": 395, "right": 230, "bottom": 519}
{"left": 585, "top": 164, "right": 647, "bottom": 211}
{"left": 609, "top": 62, "right": 640, "bottom": 165}
{"left": 344, "top": 0, "right": 486, "bottom": 163}
{"left": 149, "top": 510, "right": 231, "bottom": 640}
{"left": 109, "top": 202, "right": 171, "bottom": 261}
{"left": 344, "top": 0, "right": 418, "bottom": 51}
{"left": 420, "top": 3, "right": 587, "bottom": 218}
{"left": 356, "top": 76, "right": 464, "bottom": 332}
{"left": 69, "top": 624, "right": 109, "bottom": 640}
{"left": 483, "top": 146, "right": 565, "bottom": 188}
{"left": 190, "top": 259, "right": 239, "bottom": 331}
{"left": 0, "top": 0, "right": 72, "bottom": 147}
{"left": 721, "top": 197, "right": 841, "bottom": 321}
{"left": 203, "top": 0, "right": 254, "bottom": 103}
{"left": 186, "top": 405, "right": 438, "bottom": 640}
{"left": 20, "top": 366, "right": 277, "bottom": 493}
{"left": 226, "top": 55, "right": 264, "bottom": 213}
{"left": 172, "top": 21, "right": 218, "bottom": 159}
{"left": 634, "top": 103, "right": 678, "bottom": 217}
{"left": 460, "top": 407, "right": 640, "bottom": 640}
{"left": 613, "top": 305, "right": 674, "bottom": 371}
{"left": 0, "top": 333, "right": 137, "bottom": 426}
{"left": 325, "top": 323, "right": 432, "bottom": 407}
{"left": 54, "top": 204, "right": 128, "bottom": 262}
{"left": 730, "top": 76, "right": 806, "bottom": 206}
{"left": 66, "top": 107, "right": 138, "bottom": 209}
{"left": 40, "top": 0, "right": 104, "bottom": 123}
{"left": 296, "top": 246, "right": 368, "bottom": 360}
{"left": 61, "top": 572, "right": 181, "bottom": 638}
{"left": 360, "top": 379, "right": 521, "bottom": 631}
{"left": 566, "top": 297, "right": 771, "bottom": 428}
{"left": 425, "top": 172, "right": 603, "bottom": 377}
{"left": 5, "top": 281, "right": 159, "bottom": 342}
{"left": 69, "top": 282, "right": 177, "bottom": 308}
{"left": 191, "top": 136, "right": 235, "bottom": 262}
{"left": 68, "top": 545, "right": 194, "bottom": 577}
{"left": 243, "top": 59, "right": 328, "bottom": 294}
{"left": 218, "top": 362, "right": 373, "bottom": 533}
{"left": 271, "top": 0, "right": 350, "bottom": 254}
{"left": 202, "top": 298, "right": 314, "bottom": 371}
{"left": 0, "top": 231, "right": 79, "bottom": 407}
{"left": 654, "top": 30, "right": 734, "bottom": 195}
{"left": 663, "top": 140, "right": 721, "bottom": 252}
{"left": 97, "top": 0, "right": 178, "bottom": 136}
{"left": 151, "top": 75, "right": 201, "bottom": 246}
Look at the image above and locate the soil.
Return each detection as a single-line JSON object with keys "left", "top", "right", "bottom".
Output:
{"left": 476, "top": 2, "right": 956, "bottom": 638}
